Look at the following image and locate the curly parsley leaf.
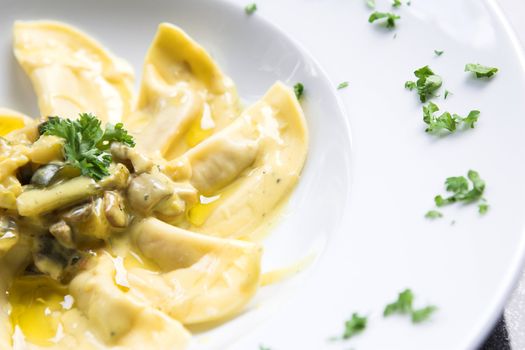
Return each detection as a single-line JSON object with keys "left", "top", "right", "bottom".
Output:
{"left": 245, "top": 3, "right": 257, "bottom": 15}
{"left": 433, "top": 170, "right": 487, "bottom": 211}
{"left": 422, "top": 102, "right": 480, "bottom": 134}
{"left": 465, "top": 63, "right": 498, "bottom": 78}
{"left": 405, "top": 66, "right": 442, "bottom": 102}
{"left": 462, "top": 110, "right": 481, "bottom": 129}
{"left": 294, "top": 83, "right": 304, "bottom": 100}
{"left": 341, "top": 313, "right": 367, "bottom": 339}
{"left": 411, "top": 306, "right": 437, "bottom": 323}
{"left": 98, "top": 122, "right": 135, "bottom": 150}
{"left": 38, "top": 113, "right": 135, "bottom": 180}
{"left": 368, "top": 12, "right": 400, "bottom": 28}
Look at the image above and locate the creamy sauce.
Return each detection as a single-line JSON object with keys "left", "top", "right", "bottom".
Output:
{"left": 261, "top": 254, "right": 315, "bottom": 286}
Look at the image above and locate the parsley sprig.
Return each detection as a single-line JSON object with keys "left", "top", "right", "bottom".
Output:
{"left": 432, "top": 170, "right": 489, "bottom": 214}
{"left": 38, "top": 113, "right": 135, "bottom": 180}
{"left": 384, "top": 289, "right": 437, "bottom": 323}
{"left": 422, "top": 102, "right": 480, "bottom": 134}
{"left": 405, "top": 66, "right": 443, "bottom": 102}
{"left": 465, "top": 63, "right": 498, "bottom": 78}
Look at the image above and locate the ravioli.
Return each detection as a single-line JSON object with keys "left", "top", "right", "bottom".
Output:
{"left": 0, "top": 19, "right": 309, "bottom": 350}
{"left": 13, "top": 21, "right": 134, "bottom": 123}
{"left": 127, "top": 23, "right": 241, "bottom": 159}
{"left": 129, "top": 218, "right": 262, "bottom": 325}
{"left": 180, "top": 82, "right": 309, "bottom": 239}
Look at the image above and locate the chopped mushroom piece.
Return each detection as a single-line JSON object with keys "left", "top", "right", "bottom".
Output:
{"left": 104, "top": 191, "right": 129, "bottom": 228}
{"left": 49, "top": 220, "right": 75, "bottom": 249}
{"left": 32, "top": 233, "right": 88, "bottom": 282}
{"left": 127, "top": 173, "right": 173, "bottom": 214}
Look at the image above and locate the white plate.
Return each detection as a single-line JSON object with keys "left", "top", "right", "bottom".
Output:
{"left": 2, "top": 0, "right": 525, "bottom": 349}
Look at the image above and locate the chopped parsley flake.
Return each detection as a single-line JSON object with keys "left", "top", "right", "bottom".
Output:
{"left": 294, "top": 82, "right": 304, "bottom": 100}
{"left": 392, "top": 0, "right": 402, "bottom": 7}
{"left": 422, "top": 102, "right": 480, "bottom": 134}
{"left": 337, "top": 81, "right": 349, "bottom": 90}
{"left": 411, "top": 306, "right": 437, "bottom": 323}
{"left": 245, "top": 3, "right": 257, "bottom": 15}
{"left": 384, "top": 289, "right": 437, "bottom": 323}
{"left": 384, "top": 289, "right": 414, "bottom": 316}
{"left": 444, "top": 90, "right": 452, "bottom": 99}
{"left": 425, "top": 210, "right": 443, "bottom": 219}
{"left": 366, "top": 0, "right": 376, "bottom": 9}
{"left": 478, "top": 200, "right": 489, "bottom": 215}
{"left": 341, "top": 313, "right": 367, "bottom": 339}
{"left": 405, "top": 65, "right": 442, "bottom": 102}
{"left": 434, "top": 50, "right": 444, "bottom": 56}
{"left": 368, "top": 12, "right": 400, "bottom": 28}
{"left": 433, "top": 170, "right": 488, "bottom": 213}
{"left": 465, "top": 63, "right": 499, "bottom": 78}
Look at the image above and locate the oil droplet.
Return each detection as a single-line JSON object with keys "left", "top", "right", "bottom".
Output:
{"left": 8, "top": 275, "right": 67, "bottom": 346}
{"left": 185, "top": 104, "right": 214, "bottom": 147}
{"left": 124, "top": 250, "right": 161, "bottom": 273}
{"left": 187, "top": 194, "right": 221, "bottom": 226}
{"left": 0, "top": 116, "right": 25, "bottom": 136}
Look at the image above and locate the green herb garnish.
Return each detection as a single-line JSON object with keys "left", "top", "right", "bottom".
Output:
{"left": 434, "top": 170, "right": 487, "bottom": 211}
{"left": 384, "top": 289, "right": 437, "bottom": 323}
{"left": 368, "top": 12, "right": 400, "bottom": 28}
{"left": 422, "top": 102, "right": 480, "bottom": 133}
{"left": 434, "top": 50, "right": 444, "bottom": 56}
{"left": 245, "top": 3, "right": 257, "bottom": 15}
{"left": 405, "top": 66, "right": 442, "bottom": 102}
{"left": 294, "top": 83, "right": 304, "bottom": 100}
{"left": 478, "top": 199, "right": 489, "bottom": 215}
{"left": 425, "top": 210, "right": 443, "bottom": 219}
{"left": 341, "top": 313, "right": 367, "bottom": 339}
{"left": 366, "top": 0, "right": 376, "bottom": 9}
{"left": 465, "top": 63, "right": 498, "bottom": 78}
{"left": 392, "top": 0, "right": 402, "bottom": 7}
{"left": 337, "top": 81, "right": 349, "bottom": 90}
{"left": 384, "top": 289, "right": 414, "bottom": 316}
{"left": 444, "top": 90, "right": 452, "bottom": 99}
{"left": 38, "top": 113, "right": 135, "bottom": 180}
{"left": 411, "top": 306, "right": 437, "bottom": 323}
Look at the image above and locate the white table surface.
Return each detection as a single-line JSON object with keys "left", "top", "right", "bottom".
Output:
{"left": 497, "top": 2, "right": 525, "bottom": 348}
